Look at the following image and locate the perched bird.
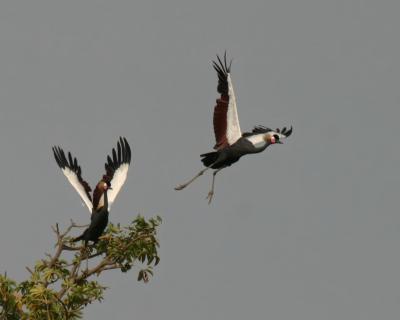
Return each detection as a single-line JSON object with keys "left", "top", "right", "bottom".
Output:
{"left": 175, "top": 53, "right": 292, "bottom": 203}
{"left": 53, "top": 137, "right": 132, "bottom": 245}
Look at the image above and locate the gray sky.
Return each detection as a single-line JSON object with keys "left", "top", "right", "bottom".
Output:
{"left": 1, "top": 0, "right": 400, "bottom": 319}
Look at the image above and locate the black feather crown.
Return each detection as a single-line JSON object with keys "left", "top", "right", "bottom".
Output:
{"left": 243, "top": 125, "right": 293, "bottom": 137}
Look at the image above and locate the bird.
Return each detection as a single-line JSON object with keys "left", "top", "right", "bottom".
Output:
{"left": 175, "top": 53, "right": 293, "bottom": 203}
{"left": 52, "top": 137, "right": 132, "bottom": 245}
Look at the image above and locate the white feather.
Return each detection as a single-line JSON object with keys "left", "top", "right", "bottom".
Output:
{"left": 60, "top": 167, "right": 93, "bottom": 213}
{"left": 107, "top": 163, "right": 130, "bottom": 210}
{"left": 277, "top": 132, "right": 288, "bottom": 140}
{"left": 226, "top": 74, "right": 242, "bottom": 145}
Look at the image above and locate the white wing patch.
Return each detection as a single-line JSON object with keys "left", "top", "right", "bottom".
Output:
{"left": 60, "top": 167, "right": 93, "bottom": 212}
{"left": 107, "top": 163, "right": 130, "bottom": 210}
{"left": 226, "top": 74, "right": 242, "bottom": 145}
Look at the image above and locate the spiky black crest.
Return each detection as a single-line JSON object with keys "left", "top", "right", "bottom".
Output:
{"left": 242, "top": 125, "right": 293, "bottom": 138}
{"left": 278, "top": 126, "right": 293, "bottom": 137}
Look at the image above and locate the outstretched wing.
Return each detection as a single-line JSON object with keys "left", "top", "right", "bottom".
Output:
{"left": 212, "top": 52, "right": 242, "bottom": 150}
{"left": 52, "top": 146, "right": 93, "bottom": 213}
{"left": 103, "top": 137, "right": 132, "bottom": 210}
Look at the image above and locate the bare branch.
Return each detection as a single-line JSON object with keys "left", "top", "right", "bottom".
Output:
{"left": 25, "top": 266, "right": 34, "bottom": 276}
{"left": 2, "top": 215, "right": 161, "bottom": 319}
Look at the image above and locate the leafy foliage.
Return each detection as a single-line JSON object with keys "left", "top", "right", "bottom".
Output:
{"left": 0, "top": 215, "right": 161, "bottom": 319}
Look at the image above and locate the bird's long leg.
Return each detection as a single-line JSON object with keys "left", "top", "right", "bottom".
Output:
{"left": 83, "top": 241, "right": 89, "bottom": 272}
{"left": 206, "top": 168, "right": 222, "bottom": 204}
{"left": 175, "top": 168, "right": 210, "bottom": 190}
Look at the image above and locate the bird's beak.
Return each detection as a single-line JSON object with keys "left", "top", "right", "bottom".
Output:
{"left": 108, "top": 186, "right": 113, "bottom": 190}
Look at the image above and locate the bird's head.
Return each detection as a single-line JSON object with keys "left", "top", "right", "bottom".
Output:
{"left": 263, "top": 126, "right": 293, "bottom": 145}
{"left": 98, "top": 180, "right": 112, "bottom": 191}
{"left": 264, "top": 132, "right": 283, "bottom": 145}
{"left": 92, "top": 180, "right": 112, "bottom": 211}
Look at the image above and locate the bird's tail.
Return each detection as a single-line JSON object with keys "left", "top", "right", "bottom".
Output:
{"left": 200, "top": 152, "right": 218, "bottom": 167}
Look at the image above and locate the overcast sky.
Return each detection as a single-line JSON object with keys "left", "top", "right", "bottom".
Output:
{"left": 1, "top": 0, "right": 400, "bottom": 319}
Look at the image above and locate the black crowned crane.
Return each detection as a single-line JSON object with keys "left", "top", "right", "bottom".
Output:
{"left": 52, "top": 137, "right": 131, "bottom": 245}
{"left": 175, "top": 53, "right": 292, "bottom": 203}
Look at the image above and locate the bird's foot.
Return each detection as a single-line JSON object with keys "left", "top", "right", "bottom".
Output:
{"left": 174, "top": 184, "right": 186, "bottom": 191}
{"left": 206, "top": 191, "right": 214, "bottom": 204}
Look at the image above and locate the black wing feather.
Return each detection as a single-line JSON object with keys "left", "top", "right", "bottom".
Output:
{"left": 212, "top": 52, "right": 232, "bottom": 96}
{"left": 104, "top": 137, "right": 132, "bottom": 181}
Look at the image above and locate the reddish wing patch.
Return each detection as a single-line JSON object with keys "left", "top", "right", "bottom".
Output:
{"left": 212, "top": 53, "right": 232, "bottom": 150}
{"left": 213, "top": 96, "right": 230, "bottom": 150}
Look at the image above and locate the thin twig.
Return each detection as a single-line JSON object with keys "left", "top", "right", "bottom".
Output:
{"left": 25, "top": 267, "right": 34, "bottom": 276}
{"left": 57, "top": 253, "right": 83, "bottom": 299}
{"left": 54, "top": 294, "right": 70, "bottom": 320}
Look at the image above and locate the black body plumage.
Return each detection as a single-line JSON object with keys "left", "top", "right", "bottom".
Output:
{"left": 201, "top": 137, "right": 270, "bottom": 169}
{"left": 73, "top": 189, "right": 110, "bottom": 245}
{"left": 73, "top": 211, "right": 109, "bottom": 244}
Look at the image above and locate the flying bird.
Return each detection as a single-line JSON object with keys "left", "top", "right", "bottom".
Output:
{"left": 52, "top": 137, "right": 132, "bottom": 245}
{"left": 175, "top": 53, "right": 292, "bottom": 203}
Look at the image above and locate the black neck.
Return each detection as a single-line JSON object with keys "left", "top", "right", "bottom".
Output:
{"left": 103, "top": 189, "right": 109, "bottom": 210}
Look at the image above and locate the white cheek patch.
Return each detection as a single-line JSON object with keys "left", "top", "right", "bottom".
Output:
{"left": 271, "top": 131, "right": 286, "bottom": 140}
{"left": 279, "top": 133, "right": 287, "bottom": 140}
{"left": 246, "top": 134, "right": 267, "bottom": 148}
